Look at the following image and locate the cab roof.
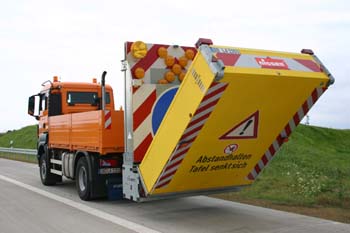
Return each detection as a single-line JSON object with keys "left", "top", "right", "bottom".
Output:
{"left": 41, "top": 81, "right": 113, "bottom": 92}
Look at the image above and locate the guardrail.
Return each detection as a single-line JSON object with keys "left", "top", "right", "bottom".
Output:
{"left": 0, "top": 147, "right": 37, "bottom": 155}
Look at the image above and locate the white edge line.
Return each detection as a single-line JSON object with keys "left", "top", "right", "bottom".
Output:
{"left": 0, "top": 174, "right": 161, "bottom": 233}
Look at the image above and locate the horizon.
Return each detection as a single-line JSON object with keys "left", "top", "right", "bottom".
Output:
{"left": 2, "top": 122, "right": 348, "bottom": 135}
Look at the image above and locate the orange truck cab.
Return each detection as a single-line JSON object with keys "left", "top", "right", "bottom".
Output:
{"left": 28, "top": 74, "right": 124, "bottom": 200}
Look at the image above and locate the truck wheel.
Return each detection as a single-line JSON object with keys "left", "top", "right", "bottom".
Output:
{"left": 39, "top": 147, "right": 57, "bottom": 186}
{"left": 76, "top": 157, "right": 91, "bottom": 201}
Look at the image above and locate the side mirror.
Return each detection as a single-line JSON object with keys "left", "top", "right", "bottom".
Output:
{"left": 28, "top": 96, "right": 35, "bottom": 116}
{"left": 28, "top": 94, "right": 39, "bottom": 119}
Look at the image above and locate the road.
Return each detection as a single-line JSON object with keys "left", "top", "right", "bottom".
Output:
{"left": 0, "top": 158, "right": 349, "bottom": 233}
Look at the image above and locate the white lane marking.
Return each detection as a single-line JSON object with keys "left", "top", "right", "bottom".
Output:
{"left": 0, "top": 174, "right": 161, "bottom": 233}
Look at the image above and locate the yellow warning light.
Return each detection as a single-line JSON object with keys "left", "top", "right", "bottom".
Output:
{"left": 172, "top": 64, "right": 182, "bottom": 75}
{"left": 92, "top": 78, "right": 97, "bottom": 83}
{"left": 178, "top": 56, "right": 188, "bottom": 68}
{"left": 53, "top": 76, "right": 58, "bottom": 82}
{"left": 178, "top": 72, "right": 186, "bottom": 82}
{"left": 164, "top": 55, "right": 175, "bottom": 67}
{"left": 158, "top": 79, "right": 169, "bottom": 84}
{"left": 157, "top": 47, "right": 168, "bottom": 58}
{"left": 134, "top": 67, "right": 145, "bottom": 79}
{"left": 131, "top": 41, "right": 148, "bottom": 59}
{"left": 185, "top": 49, "right": 195, "bottom": 60}
{"left": 164, "top": 71, "right": 175, "bottom": 83}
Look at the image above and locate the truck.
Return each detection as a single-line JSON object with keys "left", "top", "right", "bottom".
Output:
{"left": 28, "top": 38, "right": 334, "bottom": 201}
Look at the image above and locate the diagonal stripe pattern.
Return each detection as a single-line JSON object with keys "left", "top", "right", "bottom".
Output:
{"left": 246, "top": 87, "right": 327, "bottom": 180}
{"left": 154, "top": 82, "right": 229, "bottom": 189}
{"left": 104, "top": 110, "right": 112, "bottom": 129}
{"left": 132, "top": 85, "right": 157, "bottom": 162}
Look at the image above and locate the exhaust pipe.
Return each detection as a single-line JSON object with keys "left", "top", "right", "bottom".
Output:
{"left": 101, "top": 71, "right": 107, "bottom": 111}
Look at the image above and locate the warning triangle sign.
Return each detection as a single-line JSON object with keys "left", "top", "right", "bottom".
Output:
{"left": 220, "top": 111, "right": 259, "bottom": 140}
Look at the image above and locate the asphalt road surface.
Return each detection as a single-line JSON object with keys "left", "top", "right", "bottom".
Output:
{"left": 0, "top": 158, "right": 349, "bottom": 233}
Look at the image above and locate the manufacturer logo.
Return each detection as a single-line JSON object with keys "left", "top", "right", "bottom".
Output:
{"left": 191, "top": 69, "right": 205, "bottom": 93}
{"left": 255, "top": 57, "right": 289, "bottom": 69}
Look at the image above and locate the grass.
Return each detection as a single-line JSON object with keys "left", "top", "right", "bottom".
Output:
{"left": 0, "top": 125, "right": 37, "bottom": 163}
{"left": 212, "top": 124, "right": 350, "bottom": 223}
{"left": 1, "top": 124, "right": 349, "bottom": 222}
{"left": 0, "top": 125, "right": 37, "bottom": 149}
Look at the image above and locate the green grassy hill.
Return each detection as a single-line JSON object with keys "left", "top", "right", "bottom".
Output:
{"left": 213, "top": 124, "right": 350, "bottom": 222}
{"left": 237, "top": 125, "right": 350, "bottom": 206}
{"left": 0, "top": 125, "right": 37, "bottom": 149}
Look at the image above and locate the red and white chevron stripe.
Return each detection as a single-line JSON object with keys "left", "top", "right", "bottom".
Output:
{"left": 133, "top": 85, "right": 157, "bottom": 162}
{"left": 246, "top": 87, "right": 327, "bottom": 180}
{"left": 154, "top": 82, "right": 229, "bottom": 189}
{"left": 104, "top": 110, "right": 111, "bottom": 129}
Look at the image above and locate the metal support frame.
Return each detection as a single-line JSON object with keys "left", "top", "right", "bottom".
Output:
{"left": 312, "top": 55, "right": 335, "bottom": 86}
{"left": 199, "top": 45, "right": 225, "bottom": 81}
{"left": 121, "top": 55, "right": 143, "bottom": 201}
{"left": 122, "top": 164, "right": 141, "bottom": 201}
{"left": 122, "top": 59, "right": 134, "bottom": 163}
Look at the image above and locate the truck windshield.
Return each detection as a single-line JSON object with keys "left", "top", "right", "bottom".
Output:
{"left": 67, "top": 92, "right": 110, "bottom": 105}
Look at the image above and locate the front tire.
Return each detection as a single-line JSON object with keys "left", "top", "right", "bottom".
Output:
{"left": 39, "top": 147, "right": 58, "bottom": 186}
{"left": 76, "top": 157, "right": 92, "bottom": 201}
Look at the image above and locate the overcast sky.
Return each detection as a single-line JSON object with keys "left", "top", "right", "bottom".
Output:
{"left": 1, "top": 0, "right": 349, "bottom": 132}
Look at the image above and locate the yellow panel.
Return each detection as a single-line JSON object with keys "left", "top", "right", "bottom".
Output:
{"left": 139, "top": 51, "right": 216, "bottom": 192}
{"left": 151, "top": 72, "right": 327, "bottom": 194}
{"left": 139, "top": 44, "right": 330, "bottom": 196}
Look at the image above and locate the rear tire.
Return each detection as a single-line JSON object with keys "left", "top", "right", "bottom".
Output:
{"left": 76, "top": 156, "right": 92, "bottom": 201}
{"left": 39, "top": 146, "right": 58, "bottom": 186}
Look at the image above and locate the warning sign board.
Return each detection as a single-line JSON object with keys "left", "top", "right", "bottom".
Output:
{"left": 220, "top": 111, "right": 259, "bottom": 140}
{"left": 138, "top": 43, "right": 331, "bottom": 197}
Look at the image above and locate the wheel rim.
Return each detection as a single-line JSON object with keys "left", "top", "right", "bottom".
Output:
{"left": 78, "top": 166, "right": 87, "bottom": 192}
{"left": 41, "top": 160, "right": 47, "bottom": 179}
